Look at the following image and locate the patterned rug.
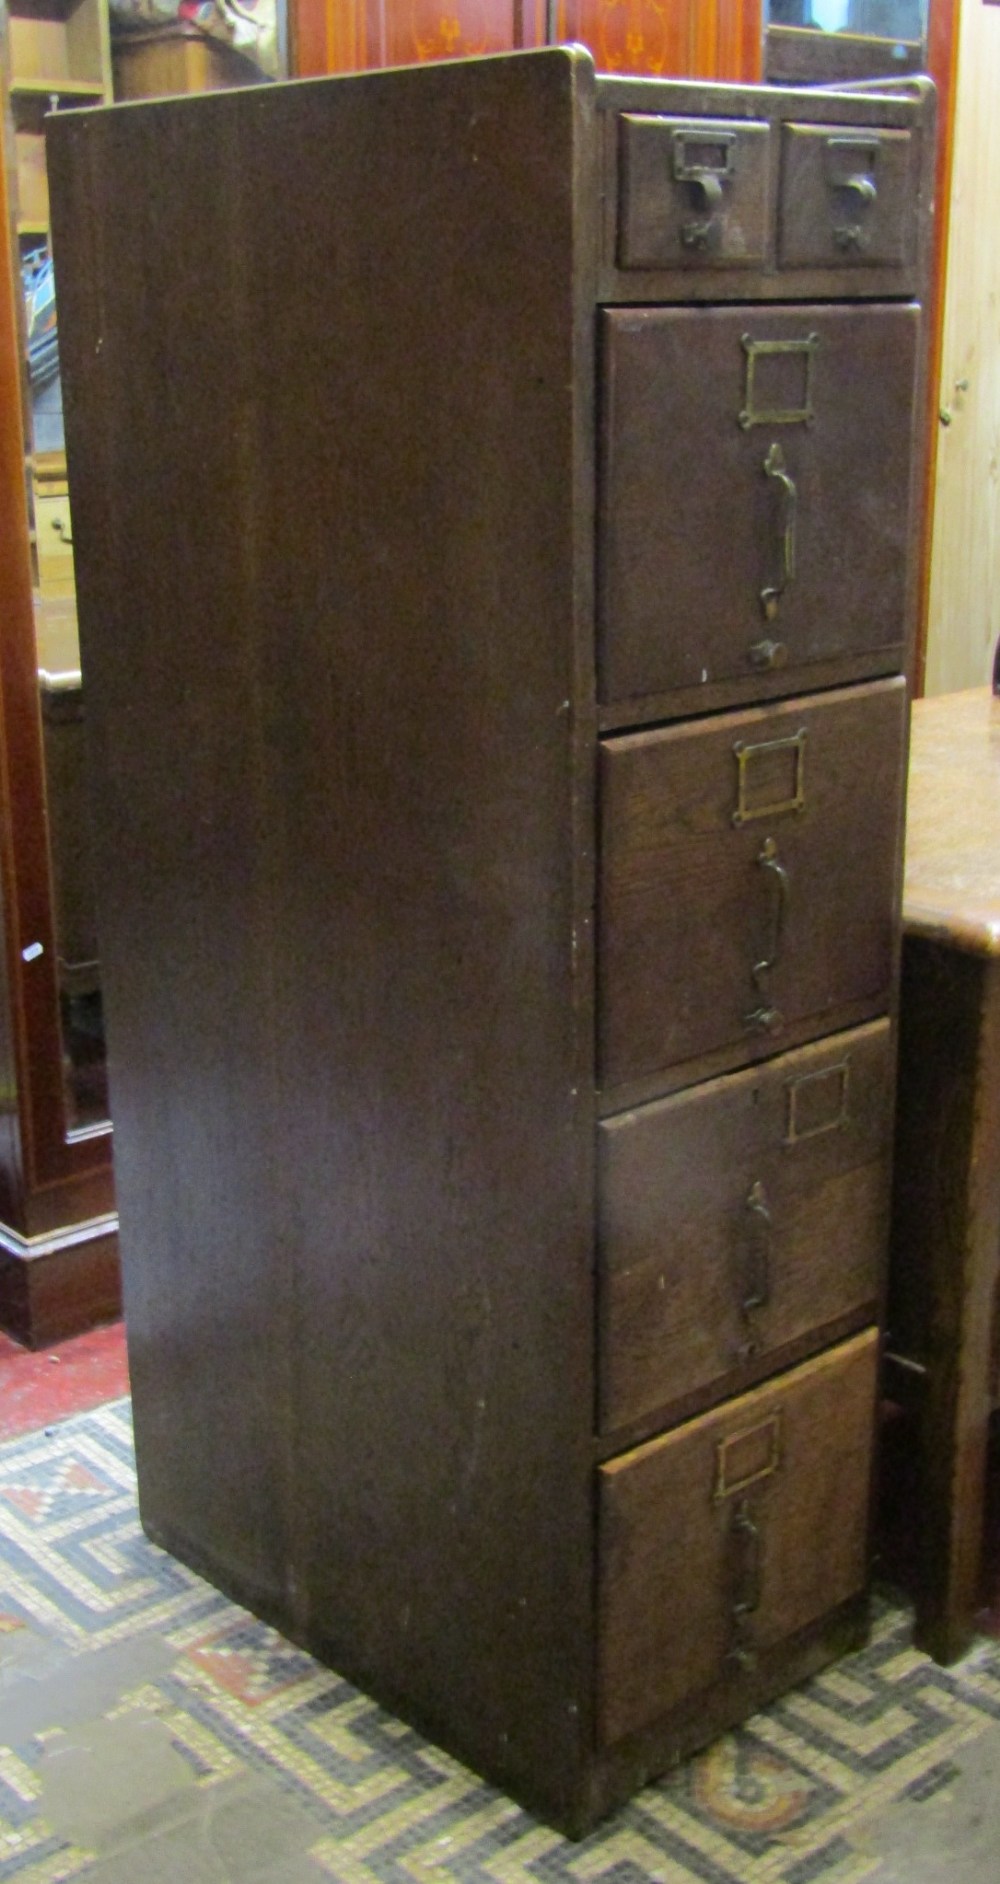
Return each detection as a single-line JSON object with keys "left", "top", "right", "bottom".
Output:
{"left": 2, "top": 1401, "right": 1000, "bottom": 1882}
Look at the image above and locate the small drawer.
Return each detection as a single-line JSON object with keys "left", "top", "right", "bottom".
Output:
{"left": 598, "top": 1021, "right": 892, "bottom": 1435}
{"left": 778, "top": 123, "right": 916, "bottom": 270}
{"left": 598, "top": 679, "right": 905, "bottom": 1093}
{"left": 597, "top": 1328, "right": 877, "bottom": 1745}
{"left": 617, "top": 114, "right": 771, "bottom": 270}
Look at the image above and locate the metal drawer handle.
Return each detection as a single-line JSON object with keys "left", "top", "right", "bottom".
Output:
{"left": 743, "top": 1180, "right": 771, "bottom": 1318}
{"left": 754, "top": 836, "right": 788, "bottom": 988}
{"left": 745, "top": 836, "right": 788, "bottom": 1034}
{"left": 843, "top": 175, "right": 877, "bottom": 207}
{"left": 726, "top": 1500, "right": 762, "bottom": 1673}
{"left": 681, "top": 174, "right": 725, "bottom": 251}
{"left": 760, "top": 443, "right": 797, "bottom": 622}
{"left": 674, "top": 127, "right": 734, "bottom": 250}
{"left": 731, "top": 1500, "right": 762, "bottom": 1618}
{"left": 834, "top": 176, "right": 877, "bottom": 251}
{"left": 690, "top": 171, "right": 724, "bottom": 211}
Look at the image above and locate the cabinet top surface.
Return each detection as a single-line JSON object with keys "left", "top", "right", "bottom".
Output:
{"left": 904, "top": 689, "right": 1000, "bottom": 956}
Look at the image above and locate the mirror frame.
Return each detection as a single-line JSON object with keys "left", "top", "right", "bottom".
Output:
{"left": 0, "top": 125, "right": 117, "bottom": 1344}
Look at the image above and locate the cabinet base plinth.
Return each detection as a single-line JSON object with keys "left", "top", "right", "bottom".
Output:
{"left": 0, "top": 1216, "right": 120, "bottom": 1348}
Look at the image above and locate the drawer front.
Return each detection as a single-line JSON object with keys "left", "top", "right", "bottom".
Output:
{"left": 598, "top": 302, "right": 918, "bottom": 708}
{"left": 598, "top": 680, "right": 905, "bottom": 1093}
{"left": 779, "top": 123, "right": 916, "bottom": 271}
{"left": 597, "top": 1328, "right": 877, "bottom": 1746}
{"left": 598, "top": 1021, "right": 892, "bottom": 1435}
{"left": 618, "top": 114, "right": 771, "bottom": 271}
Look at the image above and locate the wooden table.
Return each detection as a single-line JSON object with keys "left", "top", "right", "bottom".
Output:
{"left": 885, "top": 686, "right": 1000, "bottom": 1662}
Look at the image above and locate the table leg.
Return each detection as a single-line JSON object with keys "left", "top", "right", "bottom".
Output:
{"left": 887, "top": 939, "right": 1000, "bottom": 1663}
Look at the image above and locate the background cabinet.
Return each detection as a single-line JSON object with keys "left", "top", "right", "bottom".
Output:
{"left": 0, "top": 97, "right": 116, "bottom": 1347}
{"left": 2, "top": 0, "right": 112, "bottom": 591}
{"left": 0, "top": 0, "right": 275, "bottom": 1344}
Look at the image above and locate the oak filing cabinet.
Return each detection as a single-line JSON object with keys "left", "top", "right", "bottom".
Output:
{"left": 49, "top": 48, "right": 935, "bottom": 1833}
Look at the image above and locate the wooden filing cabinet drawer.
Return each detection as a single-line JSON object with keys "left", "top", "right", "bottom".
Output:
{"left": 598, "top": 678, "right": 906, "bottom": 1094}
{"left": 598, "top": 1020, "right": 892, "bottom": 1435}
{"left": 597, "top": 1328, "right": 877, "bottom": 1746}
{"left": 598, "top": 302, "right": 918, "bottom": 708}
{"left": 617, "top": 114, "right": 771, "bottom": 271}
{"left": 779, "top": 123, "right": 916, "bottom": 271}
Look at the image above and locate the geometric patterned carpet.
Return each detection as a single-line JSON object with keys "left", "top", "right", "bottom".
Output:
{"left": 3, "top": 1401, "right": 1000, "bottom": 1882}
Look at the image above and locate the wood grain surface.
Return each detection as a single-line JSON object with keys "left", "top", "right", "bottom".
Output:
{"left": 903, "top": 688, "right": 1000, "bottom": 954}
{"left": 49, "top": 48, "right": 599, "bottom": 1827}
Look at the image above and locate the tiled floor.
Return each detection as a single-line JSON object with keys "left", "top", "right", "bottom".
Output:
{"left": 3, "top": 1344, "right": 1000, "bottom": 1880}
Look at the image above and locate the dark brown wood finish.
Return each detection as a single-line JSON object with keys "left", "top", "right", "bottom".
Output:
{"left": 0, "top": 1221, "right": 120, "bottom": 1347}
{"left": 596, "top": 74, "right": 936, "bottom": 310}
{"left": 777, "top": 122, "right": 918, "bottom": 268}
{"left": 881, "top": 691, "right": 1000, "bottom": 1664}
{"left": 48, "top": 50, "right": 935, "bottom": 1833}
{"left": 599, "top": 304, "right": 919, "bottom": 707}
{"left": 598, "top": 680, "right": 907, "bottom": 1097}
{"left": 597, "top": 1329, "right": 878, "bottom": 1745}
{"left": 887, "top": 941, "right": 1000, "bottom": 1663}
{"left": 50, "top": 49, "right": 598, "bottom": 1826}
{"left": 0, "top": 112, "right": 117, "bottom": 1344}
{"left": 599, "top": 1021, "right": 892, "bottom": 1434}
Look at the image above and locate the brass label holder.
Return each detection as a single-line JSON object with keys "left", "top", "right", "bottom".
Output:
{"left": 715, "top": 1411, "right": 783, "bottom": 1501}
{"left": 732, "top": 729, "right": 807, "bottom": 827}
{"left": 739, "top": 333, "right": 820, "bottom": 430}
{"left": 785, "top": 1060, "right": 851, "bottom": 1144}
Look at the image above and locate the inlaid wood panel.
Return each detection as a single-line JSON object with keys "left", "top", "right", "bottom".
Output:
{"left": 291, "top": 0, "right": 762, "bottom": 79}
{"left": 293, "top": 0, "right": 523, "bottom": 74}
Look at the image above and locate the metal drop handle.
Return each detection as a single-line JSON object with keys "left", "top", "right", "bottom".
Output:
{"left": 690, "top": 172, "right": 723, "bottom": 211}
{"left": 681, "top": 173, "right": 725, "bottom": 251}
{"left": 842, "top": 175, "right": 877, "bottom": 207}
{"left": 743, "top": 1180, "right": 772, "bottom": 1317}
{"left": 760, "top": 443, "right": 797, "bottom": 622}
{"left": 726, "top": 1500, "right": 765, "bottom": 1672}
{"left": 745, "top": 837, "right": 789, "bottom": 1034}
{"left": 753, "top": 836, "right": 788, "bottom": 988}
{"left": 731, "top": 1501, "right": 762, "bottom": 1619}
{"left": 833, "top": 170, "right": 877, "bottom": 249}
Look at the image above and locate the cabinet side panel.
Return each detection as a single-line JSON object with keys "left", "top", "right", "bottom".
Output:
{"left": 49, "top": 49, "right": 597, "bottom": 1817}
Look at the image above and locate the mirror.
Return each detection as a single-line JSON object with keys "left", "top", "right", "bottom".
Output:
{"left": 11, "top": 1, "right": 287, "bottom": 1142}
{"left": 764, "top": 1, "right": 929, "bottom": 81}
{"left": 25, "top": 244, "right": 106, "bottom": 1134}
{"left": 767, "top": 1, "right": 926, "bottom": 26}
